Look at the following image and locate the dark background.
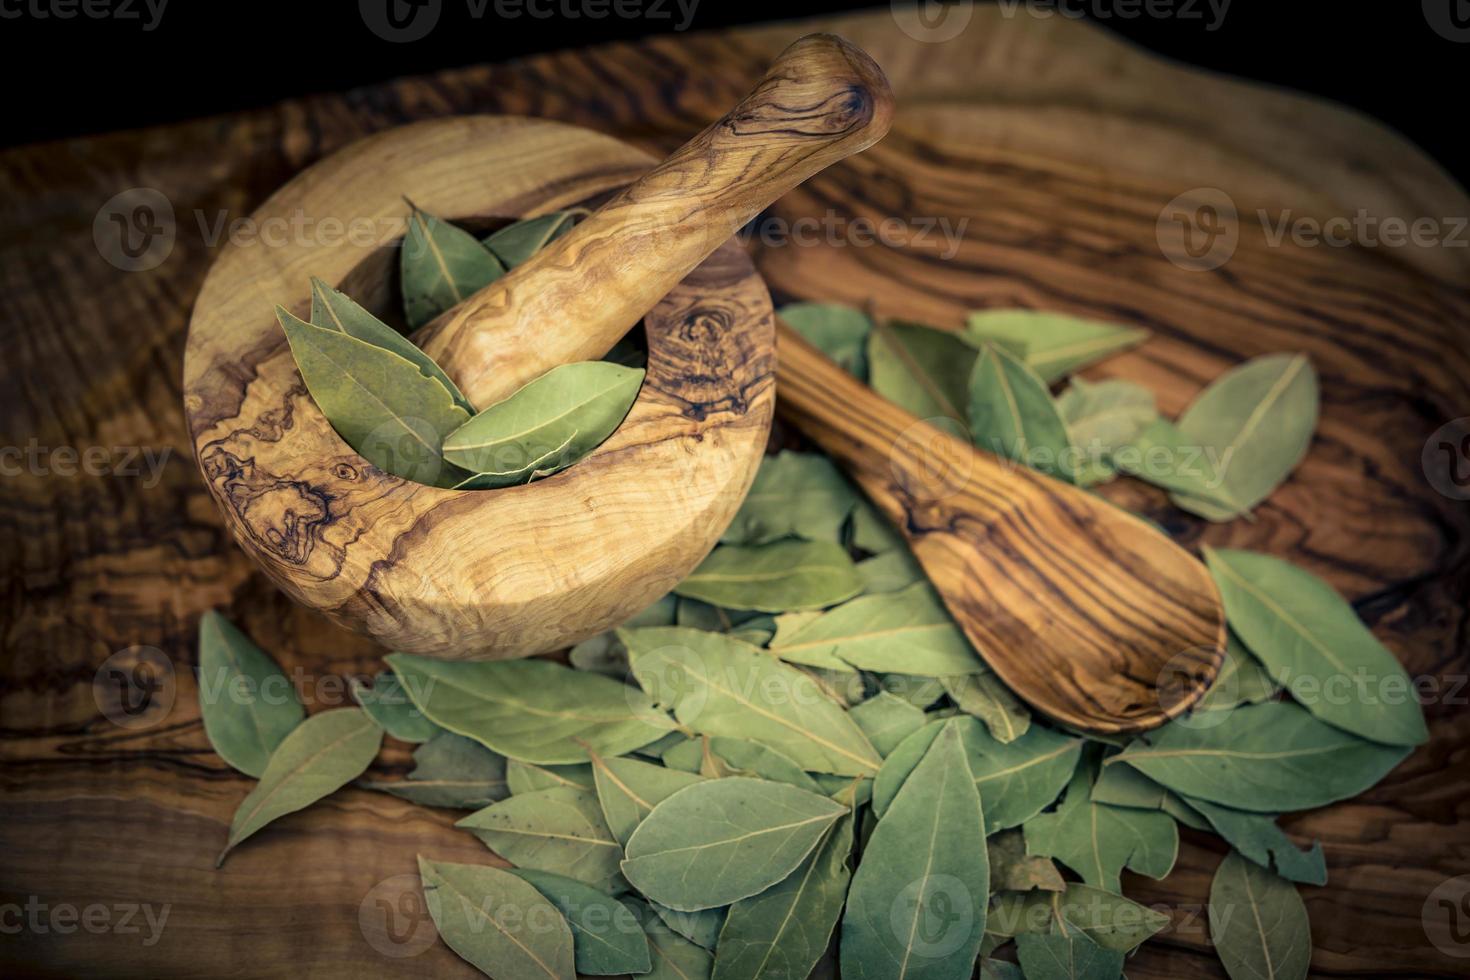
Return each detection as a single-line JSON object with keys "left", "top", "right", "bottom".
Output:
{"left": 2, "top": 0, "right": 1464, "bottom": 186}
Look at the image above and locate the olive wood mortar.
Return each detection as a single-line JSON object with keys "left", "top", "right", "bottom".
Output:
{"left": 183, "top": 35, "right": 890, "bottom": 660}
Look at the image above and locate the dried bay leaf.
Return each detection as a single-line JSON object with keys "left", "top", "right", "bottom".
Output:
{"left": 848, "top": 496, "right": 904, "bottom": 555}
{"left": 674, "top": 541, "right": 864, "bottom": 612}
{"left": 308, "top": 276, "right": 472, "bottom": 411}
{"left": 1112, "top": 417, "right": 1233, "bottom": 507}
{"left": 1184, "top": 796, "right": 1326, "bottom": 886}
{"left": 508, "top": 760, "right": 595, "bottom": 795}
{"left": 509, "top": 868, "right": 652, "bottom": 975}
{"left": 1015, "top": 930, "right": 1124, "bottom": 980}
{"left": 1171, "top": 352, "right": 1318, "bottom": 520}
{"left": 841, "top": 721, "right": 989, "bottom": 979}
{"left": 277, "top": 309, "right": 471, "bottom": 487}
{"left": 623, "top": 627, "right": 882, "bottom": 776}
{"left": 484, "top": 210, "right": 583, "bottom": 269}
{"left": 630, "top": 899, "right": 715, "bottom": 980}
{"left": 1209, "top": 851, "right": 1311, "bottom": 980}
{"left": 589, "top": 751, "right": 706, "bottom": 847}
{"left": 458, "top": 786, "right": 624, "bottom": 892}
{"left": 964, "top": 310, "right": 1148, "bottom": 384}
{"left": 713, "top": 814, "right": 854, "bottom": 980}
{"left": 218, "top": 708, "right": 382, "bottom": 866}
{"left": 856, "top": 546, "right": 923, "bottom": 594}
{"left": 988, "top": 883, "right": 1169, "bottom": 953}
{"left": 652, "top": 903, "right": 725, "bottom": 951}
{"left": 362, "top": 730, "right": 508, "bottom": 810}
{"left": 388, "top": 654, "right": 672, "bottom": 765}
{"left": 1199, "top": 631, "right": 1282, "bottom": 712}
{"left": 1023, "top": 756, "right": 1179, "bottom": 892}
{"left": 1111, "top": 700, "right": 1411, "bottom": 812}
{"left": 1204, "top": 547, "right": 1427, "bottom": 747}
{"left": 417, "top": 856, "right": 576, "bottom": 980}
{"left": 350, "top": 671, "right": 441, "bottom": 743}
{"left": 442, "top": 362, "right": 644, "bottom": 487}
{"left": 943, "top": 672, "right": 1032, "bottom": 743}
{"left": 621, "top": 777, "right": 846, "bottom": 912}
{"left": 1057, "top": 377, "right": 1158, "bottom": 485}
{"left": 769, "top": 582, "right": 986, "bottom": 676}
{"left": 197, "top": 610, "right": 304, "bottom": 778}
{"left": 699, "top": 737, "right": 823, "bottom": 792}
{"left": 721, "top": 451, "right": 858, "bottom": 546}
{"left": 779, "top": 302, "right": 871, "bottom": 378}
{"left": 867, "top": 318, "right": 980, "bottom": 428}
{"left": 968, "top": 343, "right": 1079, "bottom": 483}
{"left": 401, "top": 203, "right": 505, "bottom": 329}
{"left": 849, "top": 691, "right": 926, "bottom": 756}
{"left": 876, "top": 673, "right": 947, "bottom": 708}
{"left": 987, "top": 828, "right": 1066, "bottom": 894}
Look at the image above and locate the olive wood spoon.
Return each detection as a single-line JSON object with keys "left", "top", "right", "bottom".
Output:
{"left": 776, "top": 321, "right": 1226, "bottom": 734}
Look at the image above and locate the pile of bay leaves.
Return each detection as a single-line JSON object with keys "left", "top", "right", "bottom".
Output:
{"left": 212, "top": 205, "right": 1429, "bottom": 979}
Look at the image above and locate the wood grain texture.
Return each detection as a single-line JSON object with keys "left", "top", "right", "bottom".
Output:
{"left": 1, "top": 7, "right": 1467, "bottom": 978}
{"left": 183, "top": 117, "right": 775, "bottom": 658}
{"left": 778, "top": 322, "right": 1224, "bottom": 732}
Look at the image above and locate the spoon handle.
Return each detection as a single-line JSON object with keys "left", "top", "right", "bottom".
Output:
{"left": 420, "top": 33, "right": 894, "bottom": 407}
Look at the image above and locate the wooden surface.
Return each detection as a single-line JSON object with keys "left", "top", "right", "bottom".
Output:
{"left": 183, "top": 116, "right": 775, "bottom": 659}
{"left": 777, "top": 323, "right": 1225, "bottom": 734}
{"left": 2, "top": 7, "right": 1467, "bottom": 978}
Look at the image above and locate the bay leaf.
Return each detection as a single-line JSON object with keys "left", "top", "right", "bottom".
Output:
{"left": 942, "top": 672, "right": 1032, "bottom": 743}
{"left": 441, "top": 361, "right": 644, "bottom": 486}
{"left": 769, "top": 582, "right": 986, "bottom": 676}
{"left": 1088, "top": 758, "right": 1166, "bottom": 810}
{"left": 484, "top": 210, "right": 583, "bottom": 269}
{"left": 867, "top": 318, "right": 980, "bottom": 428}
{"left": 848, "top": 496, "right": 904, "bottom": 555}
{"left": 1111, "top": 700, "right": 1411, "bottom": 811}
{"left": 401, "top": 203, "right": 505, "bottom": 329}
{"left": 873, "top": 718, "right": 1081, "bottom": 832}
{"left": 1015, "top": 930, "right": 1124, "bottom": 980}
{"left": 988, "top": 882, "right": 1169, "bottom": 953}
{"left": 1112, "top": 417, "right": 1233, "bottom": 508}
{"left": 721, "top": 451, "right": 858, "bottom": 546}
{"left": 387, "top": 653, "right": 672, "bottom": 765}
{"left": 623, "top": 627, "right": 882, "bottom": 776}
{"left": 877, "top": 673, "right": 947, "bottom": 709}
{"left": 1184, "top": 796, "right": 1326, "bottom": 886}
{"left": 1024, "top": 756, "right": 1179, "bottom": 892}
{"left": 1208, "top": 851, "right": 1311, "bottom": 980}
{"left": 458, "top": 786, "right": 624, "bottom": 891}
{"left": 1162, "top": 791, "right": 1213, "bottom": 831}
{"left": 569, "top": 595, "right": 678, "bottom": 680}
{"left": 589, "top": 750, "right": 707, "bottom": 847}
{"left": 674, "top": 541, "right": 864, "bottom": 612}
{"left": 630, "top": 899, "right": 715, "bottom": 980}
{"left": 987, "top": 827, "right": 1066, "bottom": 894}
{"left": 1057, "top": 377, "right": 1158, "bottom": 485}
{"left": 849, "top": 692, "right": 926, "bottom": 757}
{"left": 417, "top": 856, "right": 576, "bottom": 980}
{"left": 508, "top": 760, "right": 595, "bottom": 795}
{"left": 978, "top": 961, "right": 1024, "bottom": 980}
{"left": 1171, "top": 352, "right": 1319, "bottom": 520}
{"left": 779, "top": 302, "right": 871, "bottom": 378}
{"left": 967, "top": 343, "right": 1078, "bottom": 483}
{"left": 856, "top": 547, "right": 924, "bottom": 594}
{"left": 713, "top": 814, "right": 853, "bottom": 980}
{"left": 308, "top": 276, "right": 472, "bottom": 411}
{"left": 197, "top": 610, "right": 303, "bottom": 778}
{"left": 621, "top": 777, "right": 846, "bottom": 911}
{"left": 652, "top": 903, "right": 725, "bottom": 951}
{"left": 661, "top": 736, "right": 708, "bottom": 774}
{"left": 350, "top": 671, "right": 441, "bottom": 743}
{"left": 841, "top": 720, "right": 989, "bottom": 979}
{"left": 450, "top": 431, "right": 578, "bottom": 490}
{"left": 701, "top": 737, "right": 823, "bottom": 792}
{"left": 964, "top": 309, "right": 1148, "bottom": 384}
{"left": 362, "top": 730, "right": 508, "bottom": 809}
{"left": 1204, "top": 547, "right": 1427, "bottom": 746}
{"left": 218, "top": 708, "right": 381, "bottom": 865}
{"left": 1199, "top": 631, "right": 1282, "bottom": 713}
{"left": 509, "top": 868, "right": 651, "bottom": 975}
{"left": 277, "top": 308, "right": 471, "bottom": 487}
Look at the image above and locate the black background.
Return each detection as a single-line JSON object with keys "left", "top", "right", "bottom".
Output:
{"left": 1, "top": 0, "right": 1464, "bottom": 186}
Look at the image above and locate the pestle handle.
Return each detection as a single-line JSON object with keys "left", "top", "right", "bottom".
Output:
{"left": 416, "top": 33, "right": 894, "bottom": 408}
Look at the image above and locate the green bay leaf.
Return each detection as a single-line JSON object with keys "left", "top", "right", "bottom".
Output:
{"left": 387, "top": 654, "right": 672, "bottom": 765}
{"left": 849, "top": 692, "right": 926, "bottom": 757}
{"left": 589, "top": 751, "right": 707, "bottom": 847}
{"left": 621, "top": 777, "right": 846, "bottom": 912}
{"left": 721, "top": 451, "right": 858, "bottom": 546}
{"left": 218, "top": 708, "right": 381, "bottom": 865}
{"left": 943, "top": 672, "right": 1032, "bottom": 743}
{"left": 350, "top": 671, "right": 441, "bottom": 743}
{"left": 1200, "top": 631, "right": 1283, "bottom": 712}
{"left": 780, "top": 302, "right": 872, "bottom": 378}
{"left": 964, "top": 309, "right": 1148, "bottom": 384}
{"left": 401, "top": 204, "right": 505, "bottom": 329}
{"left": 675, "top": 541, "right": 863, "bottom": 612}
{"left": 987, "top": 827, "right": 1066, "bottom": 893}
{"left": 631, "top": 899, "right": 715, "bottom": 980}
{"left": 867, "top": 319, "right": 980, "bottom": 428}
{"left": 418, "top": 856, "right": 576, "bottom": 980}
{"left": 652, "top": 902, "right": 725, "bottom": 951}
{"left": 362, "top": 730, "right": 508, "bottom": 809}
{"left": 1208, "top": 851, "right": 1311, "bottom": 980}
{"left": 1057, "top": 376, "right": 1158, "bottom": 485}
{"left": 509, "top": 868, "right": 651, "bottom": 975}
{"left": 458, "top": 786, "right": 624, "bottom": 891}
{"left": 484, "top": 210, "right": 583, "bottom": 269}
{"left": 988, "top": 882, "right": 1169, "bottom": 953}
{"left": 508, "top": 760, "right": 595, "bottom": 795}
{"left": 968, "top": 343, "right": 1078, "bottom": 483}
{"left": 856, "top": 547, "right": 924, "bottom": 594}
{"left": 1185, "top": 796, "right": 1326, "bottom": 886}
{"left": 1015, "top": 930, "right": 1124, "bottom": 980}
{"left": 197, "top": 610, "right": 303, "bottom": 778}
{"left": 701, "top": 737, "right": 823, "bottom": 791}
